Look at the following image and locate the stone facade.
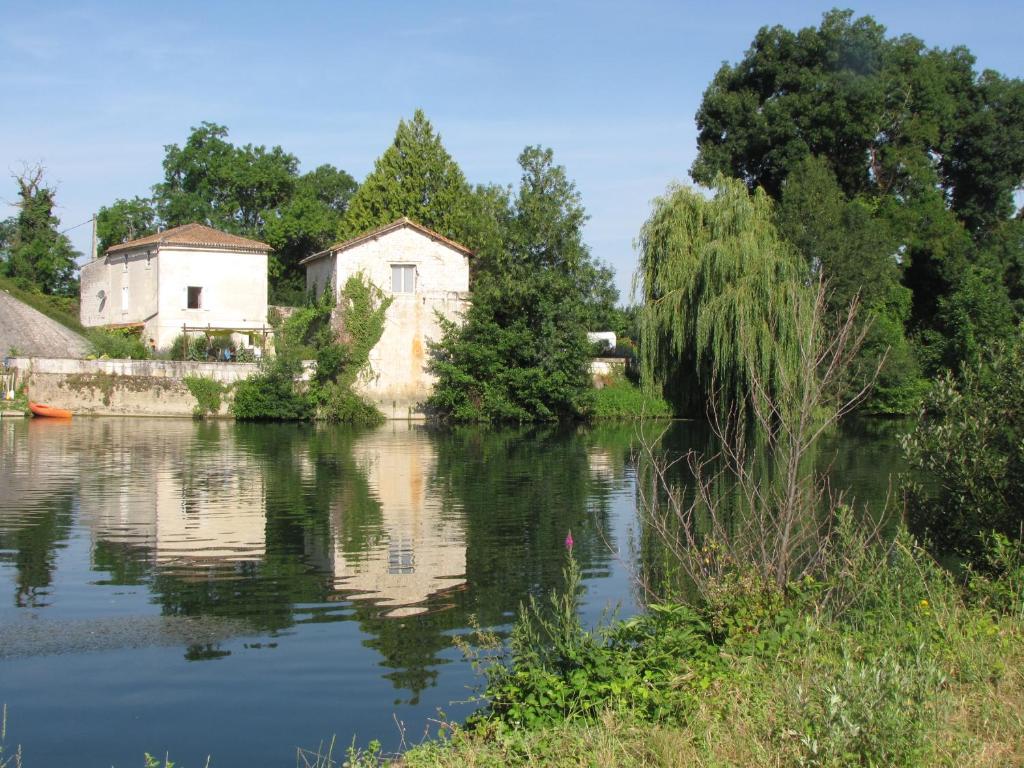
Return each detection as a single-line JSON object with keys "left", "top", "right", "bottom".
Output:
{"left": 80, "top": 223, "right": 270, "bottom": 351}
{"left": 302, "top": 219, "right": 471, "bottom": 419}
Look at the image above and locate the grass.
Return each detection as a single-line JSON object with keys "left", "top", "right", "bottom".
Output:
{"left": 374, "top": 528, "right": 1024, "bottom": 768}
{"left": 590, "top": 376, "right": 672, "bottom": 420}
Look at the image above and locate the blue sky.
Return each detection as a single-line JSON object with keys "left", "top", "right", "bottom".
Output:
{"left": 2, "top": 1, "right": 1021, "bottom": 301}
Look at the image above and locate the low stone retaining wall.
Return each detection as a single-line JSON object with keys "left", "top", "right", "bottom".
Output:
{"left": 8, "top": 357, "right": 258, "bottom": 417}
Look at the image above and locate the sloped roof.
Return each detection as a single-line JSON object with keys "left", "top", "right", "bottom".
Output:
{"left": 106, "top": 223, "right": 271, "bottom": 255}
{"left": 300, "top": 217, "right": 474, "bottom": 265}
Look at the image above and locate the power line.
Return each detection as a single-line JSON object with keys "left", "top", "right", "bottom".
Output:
{"left": 60, "top": 216, "right": 94, "bottom": 235}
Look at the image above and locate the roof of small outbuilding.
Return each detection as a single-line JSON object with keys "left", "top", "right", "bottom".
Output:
{"left": 300, "top": 217, "right": 474, "bottom": 265}
{"left": 105, "top": 223, "right": 271, "bottom": 255}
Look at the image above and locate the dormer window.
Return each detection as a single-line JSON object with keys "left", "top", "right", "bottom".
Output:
{"left": 391, "top": 264, "right": 416, "bottom": 293}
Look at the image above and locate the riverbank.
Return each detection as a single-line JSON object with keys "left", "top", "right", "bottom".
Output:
{"left": 380, "top": 532, "right": 1024, "bottom": 767}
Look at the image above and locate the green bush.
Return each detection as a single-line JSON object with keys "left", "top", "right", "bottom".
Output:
{"left": 89, "top": 328, "right": 150, "bottom": 359}
{"left": 901, "top": 332, "right": 1024, "bottom": 561}
{"left": 184, "top": 375, "right": 225, "bottom": 418}
{"left": 168, "top": 334, "right": 208, "bottom": 361}
{"left": 590, "top": 376, "right": 671, "bottom": 420}
{"left": 231, "top": 369, "right": 309, "bottom": 420}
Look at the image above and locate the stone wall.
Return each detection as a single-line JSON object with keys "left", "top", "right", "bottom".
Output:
{"left": 9, "top": 357, "right": 258, "bottom": 417}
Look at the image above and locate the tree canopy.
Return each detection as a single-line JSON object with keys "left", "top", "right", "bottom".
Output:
{"left": 1, "top": 167, "right": 79, "bottom": 296}
{"left": 689, "top": 10, "right": 1024, "bottom": 404}
{"left": 339, "top": 109, "right": 474, "bottom": 243}
{"left": 96, "top": 123, "right": 357, "bottom": 302}
{"left": 637, "top": 176, "right": 807, "bottom": 418}
{"left": 429, "top": 147, "right": 618, "bottom": 422}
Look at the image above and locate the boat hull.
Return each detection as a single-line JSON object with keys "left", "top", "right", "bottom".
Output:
{"left": 29, "top": 402, "right": 73, "bottom": 419}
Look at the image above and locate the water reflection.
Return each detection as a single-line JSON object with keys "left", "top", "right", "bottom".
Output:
{"left": 322, "top": 425, "right": 466, "bottom": 616}
{"left": 0, "top": 416, "right": 907, "bottom": 765}
{"left": 79, "top": 420, "right": 268, "bottom": 569}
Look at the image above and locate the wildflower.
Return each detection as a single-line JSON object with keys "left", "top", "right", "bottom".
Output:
{"left": 565, "top": 530, "right": 574, "bottom": 551}
{"left": 919, "top": 599, "right": 929, "bottom": 608}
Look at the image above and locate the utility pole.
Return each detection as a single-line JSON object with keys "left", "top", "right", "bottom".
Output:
{"left": 91, "top": 215, "right": 98, "bottom": 262}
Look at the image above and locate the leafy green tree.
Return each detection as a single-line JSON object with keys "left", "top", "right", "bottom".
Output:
{"left": 3, "top": 167, "right": 79, "bottom": 295}
{"left": 99, "top": 123, "right": 357, "bottom": 302}
{"left": 636, "top": 176, "right": 807, "bottom": 418}
{"left": 903, "top": 332, "right": 1024, "bottom": 561}
{"left": 777, "top": 156, "right": 924, "bottom": 413}
{"left": 429, "top": 147, "right": 609, "bottom": 422}
{"left": 95, "top": 197, "right": 157, "bottom": 254}
{"left": 263, "top": 164, "right": 357, "bottom": 299}
{"left": 691, "top": 10, "right": 1024, "bottom": 379}
{"left": 154, "top": 122, "right": 299, "bottom": 235}
{"left": 339, "top": 109, "right": 473, "bottom": 242}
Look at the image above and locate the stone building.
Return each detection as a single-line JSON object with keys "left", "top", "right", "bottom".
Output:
{"left": 80, "top": 223, "right": 270, "bottom": 351}
{"left": 301, "top": 218, "right": 472, "bottom": 419}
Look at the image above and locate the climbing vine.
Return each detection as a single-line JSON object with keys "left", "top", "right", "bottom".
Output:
{"left": 232, "top": 273, "right": 392, "bottom": 424}
{"left": 184, "top": 375, "right": 225, "bottom": 418}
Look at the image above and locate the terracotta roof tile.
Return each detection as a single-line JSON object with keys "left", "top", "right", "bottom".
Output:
{"left": 106, "top": 223, "right": 271, "bottom": 255}
{"left": 300, "top": 217, "right": 474, "bottom": 265}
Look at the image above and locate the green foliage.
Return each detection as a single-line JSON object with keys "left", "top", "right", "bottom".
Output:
{"left": 100, "top": 123, "right": 356, "bottom": 294}
{"left": 967, "top": 532, "right": 1024, "bottom": 617}
{"left": 692, "top": 10, "right": 1024, "bottom": 225}
{"left": 232, "top": 275, "right": 388, "bottom": 423}
{"left": 88, "top": 328, "right": 150, "bottom": 360}
{"left": 184, "top": 376, "right": 225, "bottom": 418}
{"left": 590, "top": 376, "right": 671, "bottom": 421}
{"left": 778, "top": 156, "right": 926, "bottom": 414}
{"left": 95, "top": 197, "right": 157, "bottom": 253}
{"left": 636, "top": 176, "right": 808, "bottom": 418}
{"left": 902, "top": 332, "right": 1024, "bottom": 561}
{"left": 691, "top": 10, "right": 1024, "bottom": 380}
{"left": 429, "top": 147, "right": 612, "bottom": 423}
{"left": 1, "top": 167, "right": 79, "bottom": 296}
{"left": 445, "top": 518, "right": 1024, "bottom": 767}
{"left": 231, "top": 365, "right": 309, "bottom": 421}
{"left": 339, "top": 109, "right": 473, "bottom": 243}
{"left": 168, "top": 334, "right": 208, "bottom": 361}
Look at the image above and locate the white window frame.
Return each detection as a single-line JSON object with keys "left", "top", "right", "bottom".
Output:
{"left": 391, "top": 264, "right": 416, "bottom": 294}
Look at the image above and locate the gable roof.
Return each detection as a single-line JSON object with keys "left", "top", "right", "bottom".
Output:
{"left": 106, "top": 223, "right": 271, "bottom": 255}
{"left": 300, "top": 217, "right": 474, "bottom": 265}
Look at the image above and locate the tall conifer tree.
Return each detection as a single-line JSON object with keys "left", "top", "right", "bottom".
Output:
{"left": 339, "top": 110, "right": 473, "bottom": 241}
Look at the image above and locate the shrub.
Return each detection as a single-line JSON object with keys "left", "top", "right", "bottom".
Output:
{"left": 231, "top": 369, "right": 308, "bottom": 420}
{"left": 590, "top": 376, "right": 671, "bottom": 420}
{"left": 184, "top": 376, "right": 225, "bottom": 418}
{"left": 169, "top": 334, "right": 208, "bottom": 361}
{"left": 901, "top": 332, "right": 1024, "bottom": 561}
{"left": 89, "top": 328, "right": 150, "bottom": 359}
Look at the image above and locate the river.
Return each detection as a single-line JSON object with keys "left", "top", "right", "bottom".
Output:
{"left": 0, "top": 417, "right": 907, "bottom": 766}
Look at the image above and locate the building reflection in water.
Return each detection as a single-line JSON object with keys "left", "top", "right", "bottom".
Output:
{"left": 324, "top": 423, "right": 466, "bottom": 617}
{"left": 77, "top": 419, "right": 267, "bottom": 572}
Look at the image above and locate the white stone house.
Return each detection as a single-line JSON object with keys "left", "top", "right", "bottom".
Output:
{"left": 301, "top": 218, "right": 472, "bottom": 419}
{"left": 80, "top": 223, "right": 270, "bottom": 351}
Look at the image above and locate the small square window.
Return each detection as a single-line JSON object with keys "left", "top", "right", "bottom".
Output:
{"left": 187, "top": 286, "right": 203, "bottom": 309}
{"left": 391, "top": 264, "right": 415, "bottom": 293}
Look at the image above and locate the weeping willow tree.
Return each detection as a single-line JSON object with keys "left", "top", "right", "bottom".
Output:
{"left": 636, "top": 176, "right": 809, "bottom": 418}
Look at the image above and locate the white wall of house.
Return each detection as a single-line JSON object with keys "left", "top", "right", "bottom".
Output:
{"left": 306, "top": 225, "right": 471, "bottom": 418}
{"left": 80, "top": 249, "right": 159, "bottom": 330}
{"left": 154, "top": 246, "right": 268, "bottom": 349}
{"left": 81, "top": 246, "right": 268, "bottom": 350}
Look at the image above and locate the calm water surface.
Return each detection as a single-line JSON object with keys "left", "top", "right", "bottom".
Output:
{"left": 0, "top": 417, "right": 906, "bottom": 766}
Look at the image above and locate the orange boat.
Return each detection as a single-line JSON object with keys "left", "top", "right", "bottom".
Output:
{"left": 29, "top": 402, "right": 73, "bottom": 419}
